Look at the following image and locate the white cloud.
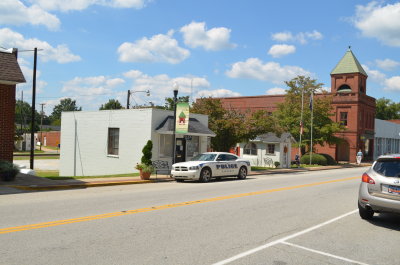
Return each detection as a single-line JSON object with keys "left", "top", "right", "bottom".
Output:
{"left": 271, "top": 31, "right": 293, "bottom": 42}
{"left": 384, "top": 76, "right": 400, "bottom": 91}
{"left": 16, "top": 57, "right": 47, "bottom": 95}
{"left": 195, "top": 89, "right": 241, "bottom": 98}
{"left": 0, "top": 28, "right": 81, "bottom": 63}
{"left": 271, "top": 30, "right": 323, "bottom": 44}
{"left": 226, "top": 58, "right": 312, "bottom": 84}
{"left": 268, "top": 44, "right": 296, "bottom": 58}
{"left": 180, "top": 21, "right": 236, "bottom": 51}
{"left": 354, "top": 2, "right": 400, "bottom": 47}
{"left": 266, "top": 87, "right": 286, "bottom": 95}
{"left": 375, "top": 58, "right": 400, "bottom": 71}
{"left": 62, "top": 76, "right": 125, "bottom": 95}
{"left": 0, "top": 0, "right": 60, "bottom": 30}
{"left": 117, "top": 32, "right": 190, "bottom": 64}
{"left": 123, "top": 70, "right": 211, "bottom": 105}
{"left": 29, "top": 0, "right": 150, "bottom": 11}
{"left": 362, "top": 64, "right": 387, "bottom": 84}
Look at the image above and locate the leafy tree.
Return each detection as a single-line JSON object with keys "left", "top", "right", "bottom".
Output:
{"left": 192, "top": 97, "right": 249, "bottom": 151}
{"left": 14, "top": 100, "right": 47, "bottom": 133}
{"left": 99, "top": 99, "right": 123, "bottom": 110}
{"left": 375, "top": 98, "right": 400, "bottom": 120}
{"left": 164, "top": 96, "right": 190, "bottom": 110}
{"left": 274, "top": 76, "right": 344, "bottom": 154}
{"left": 50, "top": 98, "right": 82, "bottom": 124}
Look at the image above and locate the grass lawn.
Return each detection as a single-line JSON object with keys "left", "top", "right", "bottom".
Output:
{"left": 14, "top": 150, "right": 45, "bottom": 155}
{"left": 36, "top": 170, "right": 140, "bottom": 180}
{"left": 251, "top": 166, "right": 275, "bottom": 171}
{"left": 13, "top": 156, "right": 59, "bottom": 160}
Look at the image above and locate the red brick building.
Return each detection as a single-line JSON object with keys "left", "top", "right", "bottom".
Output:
{"left": 218, "top": 49, "right": 376, "bottom": 162}
{"left": 0, "top": 49, "right": 26, "bottom": 162}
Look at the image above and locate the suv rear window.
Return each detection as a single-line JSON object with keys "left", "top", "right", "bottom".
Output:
{"left": 373, "top": 159, "right": 400, "bottom": 177}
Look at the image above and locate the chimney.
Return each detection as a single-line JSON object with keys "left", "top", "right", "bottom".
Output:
{"left": 12, "top": 48, "right": 18, "bottom": 59}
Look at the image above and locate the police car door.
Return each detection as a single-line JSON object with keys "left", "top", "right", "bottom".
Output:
{"left": 225, "top": 154, "right": 240, "bottom": 175}
{"left": 215, "top": 154, "right": 229, "bottom": 177}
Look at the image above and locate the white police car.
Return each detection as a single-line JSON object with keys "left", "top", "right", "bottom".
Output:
{"left": 171, "top": 152, "right": 251, "bottom": 182}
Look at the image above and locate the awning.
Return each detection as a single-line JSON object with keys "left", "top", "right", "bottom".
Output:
{"left": 156, "top": 116, "right": 216, "bottom": 137}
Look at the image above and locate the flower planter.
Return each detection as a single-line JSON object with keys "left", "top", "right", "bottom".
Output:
{"left": 139, "top": 169, "right": 151, "bottom": 180}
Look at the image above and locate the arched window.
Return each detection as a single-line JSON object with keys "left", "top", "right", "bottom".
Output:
{"left": 244, "top": 143, "right": 257, "bottom": 155}
{"left": 337, "top": 84, "right": 352, "bottom": 93}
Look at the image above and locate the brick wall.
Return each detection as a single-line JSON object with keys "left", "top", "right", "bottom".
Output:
{"left": 38, "top": 131, "right": 61, "bottom": 147}
{"left": 0, "top": 84, "right": 16, "bottom": 162}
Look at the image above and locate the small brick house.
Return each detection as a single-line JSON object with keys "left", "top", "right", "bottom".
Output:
{"left": 0, "top": 49, "right": 26, "bottom": 162}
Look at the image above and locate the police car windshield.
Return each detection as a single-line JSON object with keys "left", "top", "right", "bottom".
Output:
{"left": 191, "top": 153, "right": 217, "bottom": 161}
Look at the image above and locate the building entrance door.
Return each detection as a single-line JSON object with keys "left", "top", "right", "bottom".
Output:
{"left": 175, "top": 138, "right": 186, "bottom": 163}
{"left": 337, "top": 140, "right": 350, "bottom": 161}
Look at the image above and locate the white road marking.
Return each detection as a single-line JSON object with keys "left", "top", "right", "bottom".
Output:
{"left": 282, "top": 242, "right": 370, "bottom": 265}
{"left": 213, "top": 209, "right": 358, "bottom": 265}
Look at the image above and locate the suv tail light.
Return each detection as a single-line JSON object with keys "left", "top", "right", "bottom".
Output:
{"left": 362, "top": 173, "right": 375, "bottom": 184}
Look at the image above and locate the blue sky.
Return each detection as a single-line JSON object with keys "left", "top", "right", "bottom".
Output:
{"left": 2, "top": 0, "right": 400, "bottom": 114}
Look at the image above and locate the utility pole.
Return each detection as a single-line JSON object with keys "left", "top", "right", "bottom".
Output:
{"left": 30, "top": 48, "right": 37, "bottom": 169}
{"left": 126, "top": 90, "right": 130, "bottom": 109}
{"left": 39, "top": 103, "right": 45, "bottom": 151}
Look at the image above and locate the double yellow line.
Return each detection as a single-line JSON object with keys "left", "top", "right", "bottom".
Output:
{"left": 0, "top": 176, "right": 359, "bottom": 235}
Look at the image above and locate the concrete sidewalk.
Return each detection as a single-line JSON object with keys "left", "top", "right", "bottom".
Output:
{"left": 0, "top": 163, "right": 370, "bottom": 193}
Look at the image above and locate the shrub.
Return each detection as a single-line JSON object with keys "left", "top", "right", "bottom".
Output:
{"left": 141, "top": 140, "right": 153, "bottom": 166}
{"left": 300, "top": 154, "right": 327, "bottom": 166}
{"left": 274, "top": 161, "right": 280, "bottom": 168}
{"left": 319, "top": 153, "right": 337, "bottom": 165}
{"left": 0, "top": 160, "right": 19, "bottom": 181}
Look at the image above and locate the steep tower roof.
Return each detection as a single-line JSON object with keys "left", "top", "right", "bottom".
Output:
{"left": 331, "top": 47, "right": 368, "bottom": 76}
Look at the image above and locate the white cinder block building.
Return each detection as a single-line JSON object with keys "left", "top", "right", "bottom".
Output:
{"left": 374, "top": 119, "right": 400, "bottom": 160}
{"left": 60, "top": 108, "right": 215, "bottom": 176}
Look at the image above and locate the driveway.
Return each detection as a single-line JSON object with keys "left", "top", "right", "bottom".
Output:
{"left": 14, "top": 159, "right": 60, "bottom": 171}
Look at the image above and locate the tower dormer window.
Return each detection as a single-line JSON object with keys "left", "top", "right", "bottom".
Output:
{"left": 337, "top": 84, "right": 351, "bottom": 93}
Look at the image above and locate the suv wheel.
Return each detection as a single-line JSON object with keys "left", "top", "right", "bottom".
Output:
{"left": 358, "top": 202, "right": 374, "bottom": 220}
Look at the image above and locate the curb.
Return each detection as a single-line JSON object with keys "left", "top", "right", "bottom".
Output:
{"left": 7, "top": 178, "right": 174, "bottom": 191}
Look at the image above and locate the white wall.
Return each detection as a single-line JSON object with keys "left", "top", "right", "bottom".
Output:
{"left": 60, "top": 108, "right": 211, "bottom": 176}
{"left": 60, "top": 109, "right": 153, "bottom": 176}
{"left": 374, "top": 119, "right": 400, "bottom": 160}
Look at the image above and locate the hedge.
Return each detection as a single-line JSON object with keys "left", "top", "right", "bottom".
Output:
{"left": 300, "top": 154, "right": 327, "bottom": 166}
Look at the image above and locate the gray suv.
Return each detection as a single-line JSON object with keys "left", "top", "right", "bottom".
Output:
{"left": 358, "top": 154, "right": 400, "bottom": 219}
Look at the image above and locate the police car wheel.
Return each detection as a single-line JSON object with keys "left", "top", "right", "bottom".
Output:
{"left": 237, "top": 166, "right": 247, "bottom": 180}
{"left": 200, "top": 168, "right": 212, "bottom": 183}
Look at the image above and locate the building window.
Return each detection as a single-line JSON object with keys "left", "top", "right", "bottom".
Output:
{"left": 186, "top": 136, "right": 200, "bottom": 157}
{"left": 107, "top": 128, "right": 119, "bottom": 155}
{"left": 267, "top": 144, "right": 275, "bottom": 154}
{"left": 159, "top": 134, "right": 173, "bottom": 157}
{"left": 340, "top": 112, "right": 348, "bottom": 126}
{"left": 244, "top": 143, "right": 257, "bottom": 155}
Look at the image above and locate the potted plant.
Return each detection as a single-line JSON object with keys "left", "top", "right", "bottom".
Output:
{"left": 0, "top": 160, "right": 20, "bottom": 182}
{"left": 136, "top": 140, "right": 154, "bottom": 180}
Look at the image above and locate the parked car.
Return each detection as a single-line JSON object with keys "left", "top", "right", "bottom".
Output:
{"left": 358, "top": 154, "right": 400, "bottom": 219}
{"left": 171, "top": 152, "right": 251, "bottom": 182}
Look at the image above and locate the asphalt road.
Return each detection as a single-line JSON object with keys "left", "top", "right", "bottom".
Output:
{"left": 1, "top": 167, "right": 399, "bottom": 265}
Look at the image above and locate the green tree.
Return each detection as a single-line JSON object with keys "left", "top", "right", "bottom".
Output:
{"left": 164, "top": 96, "right": 190, "bottom": 110}
{"left": 192, "top": 97, "right": 249, "bottom": 152}
{"left": 15, "top": 100, "right": 44, "bottom": 133}
{"left": 141, "top": 140, "right": 153, "bottom": 166}
{"left": 375, "top": 98, "right": 400, "bottom": 120}
{"left": 274, "top": 76, "right": 343, "bottom": 154}
{"left": 50, "top": 98, "right": 82, "bottom": 125}
{"left": 99, "top": 99, "right": 123, "bottom": 110}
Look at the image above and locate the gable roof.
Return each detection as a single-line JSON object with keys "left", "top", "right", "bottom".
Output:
{"left": 0, "top": 50, "right": 26, "bottom": 84}
{"left": 331, "top": 48, "right": 368, "bottom": 76}
{"left": 156, "top": 116, "right": 216, "bottom": 137}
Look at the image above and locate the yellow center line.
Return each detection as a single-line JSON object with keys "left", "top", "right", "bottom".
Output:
{"left": 0, "top": 176, "right": 359, "bottom": 234}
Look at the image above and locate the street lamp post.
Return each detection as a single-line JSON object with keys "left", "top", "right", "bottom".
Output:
{"left": 172, "top": 83, "right": 179, "bottom": 164}
{"left": 126, "top": 90, "right": 150, "bottom": 109}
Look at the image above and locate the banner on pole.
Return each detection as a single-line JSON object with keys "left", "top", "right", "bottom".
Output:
{"left": 175, "top": 102, "right": 190, "bottom": 133}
